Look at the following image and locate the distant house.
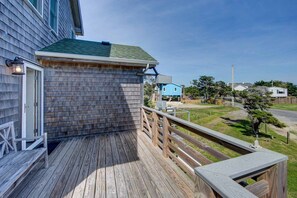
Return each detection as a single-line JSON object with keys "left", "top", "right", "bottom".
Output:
{"left": 159, "top": 83, "right": 182, "bottom": 98}
{"left": 267, "top": 87, "right": 288, "bottom": 98}
{"left": 252, "top": 86, "right": 288, "bottom": 98}
{"left": 231, "top": 83, "right": 253, "bottom": 91}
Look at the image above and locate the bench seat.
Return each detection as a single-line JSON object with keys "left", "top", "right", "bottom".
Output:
{"left": 0, "top": 148, "right": 47, "bottom": 197}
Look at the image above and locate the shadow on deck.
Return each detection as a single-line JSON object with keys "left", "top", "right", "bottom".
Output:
{"left": 10, "top": 131, "right": 194, "bottom": 198}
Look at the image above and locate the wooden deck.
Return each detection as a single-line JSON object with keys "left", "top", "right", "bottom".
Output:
{"left": 9, "top": 131, "right": 193, "bottom": 198}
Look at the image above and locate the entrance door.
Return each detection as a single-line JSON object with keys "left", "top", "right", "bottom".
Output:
{"left": 22, "top": 62, "right": 44, "bottom": 150}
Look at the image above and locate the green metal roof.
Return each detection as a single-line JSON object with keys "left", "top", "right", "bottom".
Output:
{"left": 38, "top": 39, "right": 157, "bottom": 63}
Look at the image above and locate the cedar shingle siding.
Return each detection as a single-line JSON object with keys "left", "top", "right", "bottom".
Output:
{"left": 42, "top": 62, "right": 143, "bottom": 139}
{"left": 0, "top": 0, "right": 75, "bottom": 135}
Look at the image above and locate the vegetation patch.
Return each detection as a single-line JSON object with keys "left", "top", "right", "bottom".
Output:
{"left": 272, "top": 104, "right": 297, "bottom": 112}
{"left": 179, "top": 106, "right": 297, "bottom": 198}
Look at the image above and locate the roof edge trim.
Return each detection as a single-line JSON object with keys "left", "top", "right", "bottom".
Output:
{"left": 35, "top": 51, "right": 159, "bottom": 66}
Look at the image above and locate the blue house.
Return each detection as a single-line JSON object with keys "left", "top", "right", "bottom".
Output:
{"left": 159, "top": 83, "right": 182, "bottom": 98}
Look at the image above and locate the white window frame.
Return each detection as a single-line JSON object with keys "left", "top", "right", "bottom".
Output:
{"left": 49, "top": 0, "right": 59, "bottom": 34}
{"left": 21, "top": 61, "right": 44, "bottom": 150}
{"left": 25, "top": 0, "right": 44, "bottom": 18}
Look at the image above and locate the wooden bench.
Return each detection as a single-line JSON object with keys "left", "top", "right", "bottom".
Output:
{"left": 0, "top": 121, "right": 48, "bottom": 198}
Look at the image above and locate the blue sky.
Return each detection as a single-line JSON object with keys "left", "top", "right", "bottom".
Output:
{"left": 80, "top": 0, "right": 297, "bottom": 86}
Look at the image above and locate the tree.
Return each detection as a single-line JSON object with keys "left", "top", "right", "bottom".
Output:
{"left": 184, "top": 86, "right": 200, "bottom": 99}
{"left": 240, "top": 89, "right": 285, "bottom": 136}
{"left": 287, "top": 82, "right": 297, "bottom": 97}
{"left": 192, "top": 76, "right": 215, "bottom": 101}
{"left": 143, "top": 76, "right": 155, "bottom": 107}
{"left": 214, "top": 81, "right": 231, "bottom": 98}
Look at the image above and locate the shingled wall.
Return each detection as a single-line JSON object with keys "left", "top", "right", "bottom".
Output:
{"left": 41, "top": 61, "right": 143, "bottom": 139}
{"left": 0, "top": 0, "right": 75, "bottom": 135}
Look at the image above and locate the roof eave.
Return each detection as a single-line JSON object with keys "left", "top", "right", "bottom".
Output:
{"left": 70, "top": 0, "right": 84, "bottom": 36}
{"left": 35, "top": 51, "right": 159, "bottom": 67}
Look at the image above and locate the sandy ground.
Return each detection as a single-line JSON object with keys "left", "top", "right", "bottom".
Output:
{"left": 225, "top": 110, "right": 297, "bottom": 141}
{"left": 166, "top": 102, "right": 216, "bottom": 109}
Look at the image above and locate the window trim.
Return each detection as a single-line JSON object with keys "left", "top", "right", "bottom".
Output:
{"left": 49, "top": 0, "right": 59, "bottom": 34}
{"left": 25, "top": 0, "right": 43, "bottom": 18}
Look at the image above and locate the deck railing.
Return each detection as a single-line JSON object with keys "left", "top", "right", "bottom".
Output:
{"left": 141, "top": 106, "right": 288, "bottom": 198}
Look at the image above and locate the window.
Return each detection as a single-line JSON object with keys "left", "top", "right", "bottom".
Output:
{"left": 28, "top": 0, "right": 43, "bottom": 15}
{"left": 277, "top": 90, "right": 285, "bottom": 94}
{"left": 163, "top": 87, "right": 166, "bottom": 91}
{"left": 174, "top": 88, "right": 177, "bottom": 92}
{"left": 49, "top": 0, "right": 58, "bottom": 33}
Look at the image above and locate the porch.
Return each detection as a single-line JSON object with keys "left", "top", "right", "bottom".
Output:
{"left": 9, "top": 130, "right": 193, "bottom": 198}
{"left": 9, "top": 106, "right": 288, "bottom": 198}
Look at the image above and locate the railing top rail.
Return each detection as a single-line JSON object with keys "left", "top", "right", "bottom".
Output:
{"left": 143, "top": 106, "right": 256, "bottom": 153}
{"left": 195, "top": 151, "right": 287, "bottom": 198}
{"left": 142, "top": 106, "right": 288, "bottom": 198}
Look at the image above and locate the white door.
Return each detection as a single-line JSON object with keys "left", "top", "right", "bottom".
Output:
{"left": 22, "top": 62, "right": 44, "bottom": 150}
{"left": 26, "top": 69, "right": 36, "bottom": 139}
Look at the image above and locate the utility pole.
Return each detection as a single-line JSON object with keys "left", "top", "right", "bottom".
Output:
{"left": 232, "top": 65, "right": 234, "bottom": 107}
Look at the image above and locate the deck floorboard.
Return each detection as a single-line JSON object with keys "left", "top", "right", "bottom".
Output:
{"left": 9, "top": 131, "right": 194, "bottom": 198}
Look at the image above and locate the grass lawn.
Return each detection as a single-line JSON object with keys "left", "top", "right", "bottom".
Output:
{"left": 179, "top": 106, "right": 297, "bottom": 197}
{"left": 272, "top": 104, "right": 297, "bottom": 111}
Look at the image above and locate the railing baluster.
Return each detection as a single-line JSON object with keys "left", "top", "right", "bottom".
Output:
{"left": 162, "top": 116, "right": 169, "bottom": 158}
{"left": 141, "top": 106, "right": 288, "bottom": 198}
{"left": 152, "top": 112, "right": 158, "bottom": 146}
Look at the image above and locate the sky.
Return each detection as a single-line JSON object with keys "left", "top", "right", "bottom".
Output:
{"left": 80, "top": 0, "right": 297, "bottom": 86}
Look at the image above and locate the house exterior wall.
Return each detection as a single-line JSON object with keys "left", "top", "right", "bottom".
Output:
{"left": 160, "top": 83, "right": 182, "bottom": 97}
{"left": 41, "top": 61, "right": 143, "bottom": 139}
{"left": 234, "top": 85, "right": 248, "bottom": 91}
{"left": 0, "top": 0, "right": 76, "bottom": 135}
{"left": 268, "top": 87, "right": 288, "bottom": 98}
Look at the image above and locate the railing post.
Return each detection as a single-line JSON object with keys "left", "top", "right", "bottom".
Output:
{"left": 194, "top": 175, "right": 216, "bottom": 198}
{"left": 257, "top": 161, "right": 287, "bottom": 198}
{"left": 152, "top": 112, "right": 158, "bottom": 146}
{"left": 140, "top": 107, "right": 144, "bottom": 132}
{"left": 162, "top": 116, "right": 169, "bottom": 157}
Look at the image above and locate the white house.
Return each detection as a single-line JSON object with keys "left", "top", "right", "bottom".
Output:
{"left": 267, "top": 87, "right": 288, "bottom": 98}
{"left": 231, "top": 83, "right": 253, "bottom": 91}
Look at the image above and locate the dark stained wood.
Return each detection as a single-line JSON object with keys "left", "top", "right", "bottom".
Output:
{"left": 169, "top": 126, "right": 230, "bottom": 161}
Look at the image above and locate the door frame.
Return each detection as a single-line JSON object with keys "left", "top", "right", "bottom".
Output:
{"left": 21, "top": 61, "right": 44, "bottom": 150}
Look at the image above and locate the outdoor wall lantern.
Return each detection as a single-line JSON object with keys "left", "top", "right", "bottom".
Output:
{"left": 6, "top": 57, "right": 25, "bottom": 75}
